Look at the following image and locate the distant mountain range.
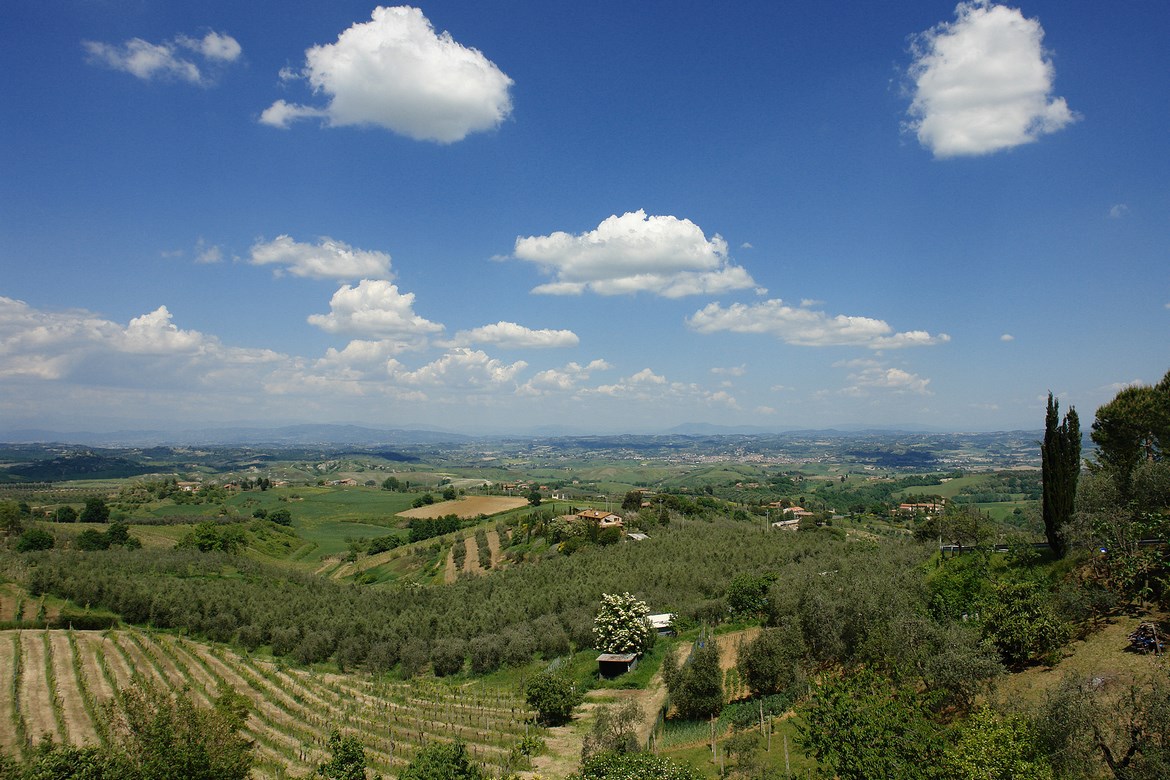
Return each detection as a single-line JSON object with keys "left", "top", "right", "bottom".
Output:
{"left": 1, "top": 421, "right": 1036, "bottom": 447}
{"left": 0, "top": 424, "right": 471, "bottom": 448}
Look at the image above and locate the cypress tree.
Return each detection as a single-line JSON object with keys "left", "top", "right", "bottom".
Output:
{"left": 1041, "top": 392, "right": 1080, "bottom": 557}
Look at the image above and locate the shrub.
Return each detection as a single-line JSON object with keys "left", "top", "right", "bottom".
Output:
{"left": 16, "top": 528, "right": 54, "bottom": 552}
{"left": 431, "top": 638, "right": 467, "bottom": 677}
{"left": 525, "top": 670, "right": 583, "bottom": 726}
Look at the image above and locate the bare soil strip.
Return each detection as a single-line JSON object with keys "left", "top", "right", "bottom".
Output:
{"left": 73, "top": 634, "right": 114, "bottom": 705}
{"left": 49, "top": 631, "right": 97, "bottom": 745}
{"left": 131, "top": 633, "right": 211, "bottom": 707}
{"left": 94, "top": 634, "right": 136, "bottom": 692}
{"left": 463, "top": 536, "right": 480, "bottom": 574}
{"left": 110, "top": 632, "right": 167, "bottom": 688}
{"left": 444, "top": 545, "right": 457, "bottom": 584}
{"left": 158, "top": 636, "right": 220, "bottom": 695}
{"left": 0, "top": 631, "right": 20, "bottom": 757}
{"left": 19, "top": 630, "right": 61, "bottom": 745}
{"left": 487, "top": 529, "right": 502, "bottom": 568}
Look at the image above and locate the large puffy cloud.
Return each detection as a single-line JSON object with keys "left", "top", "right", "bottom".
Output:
{"left": 518, "top": 359, "right": 611, "bottom": 396}
{"left": 83, "top": 31, "right": 241, "bottom": 85}
{"left": 514, "top": 210, "right": 759, "bottom": 298}
{"left": 307, "top": 280, "right": 443, "bottom": 342}
{"left": 251, "top": 236, "right": 393, "bottom": 281}
{"left": 448, "top": 321, "right": 579, "bottom": 349}
{"left": 586, "top": 368, "right": 738, "bottom": 409}
{"left": 687, "top": 299, "right": 949, "bottom": 349}
{"left": 844, "top": 366, "right": 933, "bottom": 396}
{"left": 907, "top": 1, "right": 1077, "bottom": 158}
{"left": 261, "top": 6, "right": 513, "bottom": 143}
{"left": 0, "top": 297, "right": 281, "bottom": 387}
{"left": 387, "top": 348, "right": 526, "bottom": 388}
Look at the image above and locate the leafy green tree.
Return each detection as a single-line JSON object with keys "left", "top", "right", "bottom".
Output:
{"left": 76, "top": 529, "right": 111, "bottom": 551}
{"left": 581, "top": 701, "right": 642, "bottom": 761}
{"left": 1, "top": 500, "right": 24, "bottom": 537}
{"left": 737, "top": 624, "right": 805, "bottom": 697}
{"left": 593, "top": 592, "right": 652, "bottom": 655}
{"left": 621, "top": 491, "right": 643, "bottom": 512}
{"left": 1036, "top": 673, "right": 1170, "bottom": 780}
{"left": 525, "top": 669, "right": 583, "bottom": 726}
{"left": 80, "top": 497, "right": 110, "bottom": 524}
{"left": 55, "top": 505, "right": 79, "bottom": 523}
{"left": 103, "top": 682, "right": 254, "bottom": 780}
{"left": 316, "top": 730, "right": 368, "bottom": 780}
{"left": 664, "top": 636, "right": 723, "bottom": 720}
{"left": 398, "top": 741, "right": 485, "bottom": 780}
{"left": 2, "top": 737, "right": 114, "bottom": 779}
{"left": 267, "top": 508, "right": 292, "bottom": 526}
{"left": 1091, "top": 372, "right": 1170, "bottom": 499}
{"left": 15, "top": 528, "right": 54, "bottom": 552}
{"left": 572, "top": 751, "right": 701, "bottom": 780}
{"left": 442, "top": 486, "right": 457, "bottom": 501}
{"left": 798, "top": 668, "right": 945, "bottom": 780}
{"left": 430, "top": 637, "right": 466, "bottom": 677}
{"left": 945, "top": 707, "right": 1053, "bottom": 780}
{"left": 381, "top": 476, "right": 401, "bottom": 491}
{"left": 527, "top": 489, "right": 542, "bottom": 507}
{"left": 980, "top": 580, "right": 1069, "bottom": 668}
{"left": 1042, "top": 392, "right": 1081, "bottom": 557}
{"left": 725, "top": 572, "right": 772, "bottom": 618}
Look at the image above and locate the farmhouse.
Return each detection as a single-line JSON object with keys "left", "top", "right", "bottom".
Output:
{"left": 771, "top": 518, "right": 801, "bottom": 531}
{"left": 576, "top": 508, "right": 624, "bottom": 529}
{"left": 898, "top": 501, "right": 945, "bottom": 515}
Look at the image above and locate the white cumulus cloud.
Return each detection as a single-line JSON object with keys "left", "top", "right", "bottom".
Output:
{"left": 83, "top": 31, "right": 241, "bottom": 85}
{"left": 686, "top": 299, "right": 949, "bottom": 349}
{"left": 261, "top": 6, "right": 513, "bottom": 143}
{"left": 388, "top": 348, "right": 526, "bottom": 388}
{"left": 518, "top": 359, "right": 610, "bottom": 396}
{"left": 251, "top": 236, "right": 393, "bottom": 281}
{"left": 307, "top": 280, "right": 443, "bottom": 342}
{"left": 0, "top": 297, "right": 281, "bottom": 388}
{"left": 907, "top": 1, "right": 1077, "bottom": 158}
{"left": 514, "top": 210, "right": 758, "bottom": 298}
{"left": 844, "top": 366, "right": 934, "bottom": 396}
{"left": 448, "top": 321, "right": 579, "bottom": 349}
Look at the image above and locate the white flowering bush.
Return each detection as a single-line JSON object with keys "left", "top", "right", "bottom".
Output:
{"left": 593, "top": 592, "right": 652, "bottom": 654}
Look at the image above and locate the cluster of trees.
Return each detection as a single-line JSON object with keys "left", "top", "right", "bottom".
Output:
{"left": 21, "top": 519, "right": 872, "bottom": 677}
{"left": 408, "top": 514, "right": 461, "bottom": 542}
{"left": 0, "top": 682, "right": 254, "bottom": 780}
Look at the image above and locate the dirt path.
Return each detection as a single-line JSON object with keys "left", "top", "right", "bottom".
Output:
{"left": 444, "top": 545, "right": 457, "bottom": 584}
{"left": 525, "top": 646, "right": 685, "bottom": 779}
{"left": 49, "top": 631, "right": 97, "bottom": 745}
{"left": 463, "top": 536, "right": 481, "bottom": 574}
{"left": 20, "top": 630, "right": 62, "bottom": 745}
{"left": 487, "top": 530, "right": 502, "bottom": 568}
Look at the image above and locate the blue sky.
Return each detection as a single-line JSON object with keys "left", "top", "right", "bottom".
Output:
{"left": 1, "top": 0, "right": 1166, "bottom": 434}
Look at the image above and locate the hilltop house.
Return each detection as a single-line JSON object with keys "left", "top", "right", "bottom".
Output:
{"left": 576, "top": 508, "right": 624, "bottom": 530}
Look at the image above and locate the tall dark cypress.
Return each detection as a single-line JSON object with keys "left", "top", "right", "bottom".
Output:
{"left": 1042, "top": 392, "right": 1080, "bottom": 557}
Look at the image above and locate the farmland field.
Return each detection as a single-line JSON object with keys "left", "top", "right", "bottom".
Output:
{"left": 0, "top": 627, "right": 540, "bottom": 778}
{"left": 397, "top": 496, "right": 529, "bottom": 520}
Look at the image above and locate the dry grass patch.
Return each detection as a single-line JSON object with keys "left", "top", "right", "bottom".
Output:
{"left": 397, "top": 496, "right": 528, "bottom": 520}
{"left": 994, "top": 612, "right": 1169, "bottom": 708}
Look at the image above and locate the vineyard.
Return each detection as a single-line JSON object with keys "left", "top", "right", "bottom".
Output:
{"left": 0, "top": 627, "right": 541, "bottom": 778}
